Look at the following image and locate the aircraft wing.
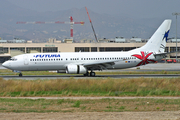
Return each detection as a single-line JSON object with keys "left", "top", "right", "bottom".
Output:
{"left": 82, "top": 60, "right": 118, "bottom": 70}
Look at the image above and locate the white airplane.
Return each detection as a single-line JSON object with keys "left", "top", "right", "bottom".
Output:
{"left": 2, "top": 19, "right": 171, "bottom": 77}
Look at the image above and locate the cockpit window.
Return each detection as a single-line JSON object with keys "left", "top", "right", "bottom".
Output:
{"left": 9, "top": 58, "right": 17, "bottom": 61}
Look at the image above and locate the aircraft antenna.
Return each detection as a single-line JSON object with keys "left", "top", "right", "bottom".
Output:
{"left": 85, "top": 7, "right": 98, "bottom": 42}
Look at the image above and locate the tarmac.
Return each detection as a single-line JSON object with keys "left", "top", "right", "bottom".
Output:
{"left": 137, "top": 63, "right": 180, "bottom": 70}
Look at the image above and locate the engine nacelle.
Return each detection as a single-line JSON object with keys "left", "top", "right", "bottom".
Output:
{"left": 66, "top": 65, "right": 87, "bottom": 74}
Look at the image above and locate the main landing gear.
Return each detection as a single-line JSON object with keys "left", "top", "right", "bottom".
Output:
{"left": 90, "top": 71, "right": 95, "bottom": 76}
{"left": 84, "top": 71, "right": 96, "bottom": 77}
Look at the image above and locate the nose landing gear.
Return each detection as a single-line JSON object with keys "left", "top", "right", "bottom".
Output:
{"left": 19, "top": 73, "right": 23, "bottom": 77}
{"left": 13, "top": 70, "right": 22, "bottom": 77}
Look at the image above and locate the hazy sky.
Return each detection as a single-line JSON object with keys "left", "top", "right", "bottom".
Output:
{"left": 7, "top": 0, "right": 180, "bottom": 19}
{"left": 4, "top": 0, "right": 180, "bottom": 39}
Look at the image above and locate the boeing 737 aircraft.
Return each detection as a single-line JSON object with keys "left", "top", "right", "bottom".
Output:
{"left": 2, "top": 19, "right": 171, "bottom": 77}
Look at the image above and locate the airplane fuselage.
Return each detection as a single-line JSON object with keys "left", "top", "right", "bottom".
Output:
{"left": 3, "top": 51, "right": 159, "bottom": 72}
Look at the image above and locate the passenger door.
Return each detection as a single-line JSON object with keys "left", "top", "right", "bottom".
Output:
{"left": 23, "top": 55, "right": 29, "bottom": 65}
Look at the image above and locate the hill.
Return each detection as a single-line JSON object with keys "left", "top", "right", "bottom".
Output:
{"left": 0, "top": 1, "right": 162, "bottom": 42}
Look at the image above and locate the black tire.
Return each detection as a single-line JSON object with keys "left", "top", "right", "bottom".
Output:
{"left": 19, "top": 73, "right": 22, "bottom": 77}
{"left": 90, "top": 72, "right": 95, "bottom": 77}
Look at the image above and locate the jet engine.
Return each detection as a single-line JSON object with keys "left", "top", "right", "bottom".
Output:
{"left": 66, "top": 65, "right": 87, "bottom": 74}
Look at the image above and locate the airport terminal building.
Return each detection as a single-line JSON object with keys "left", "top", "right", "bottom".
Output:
{"left": 0, "top": 38, "right": 180, "bottom": 63}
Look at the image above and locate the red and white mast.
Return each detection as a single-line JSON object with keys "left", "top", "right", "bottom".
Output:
{"left": 17, "top": 16, "right": 84, "bottom": 40}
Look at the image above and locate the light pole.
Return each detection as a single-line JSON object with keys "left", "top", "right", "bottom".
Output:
{"left": 172, "top": 13, "right": 180, "bottom": 62}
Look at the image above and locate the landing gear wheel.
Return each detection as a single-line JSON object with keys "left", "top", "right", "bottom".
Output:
{"left": 90, "top": 72, "right": 96, "bottom": 77}
{"left": 84, "top": 72, "right": 89, "bottom": 77}
{"left": 19, "top": 73, "right": 22, "bottom": 77}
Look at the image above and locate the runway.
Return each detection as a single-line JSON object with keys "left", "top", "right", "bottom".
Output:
{"left": 1, "top": 74, "right": 180, "bottom": 80}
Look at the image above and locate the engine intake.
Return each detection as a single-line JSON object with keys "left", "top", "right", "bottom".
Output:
{"left": 66, "top": 65, "right": 87, "bottom": 74}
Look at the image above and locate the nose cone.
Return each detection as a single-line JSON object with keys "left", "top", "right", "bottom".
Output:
{"left": 2, "top": 62, "right": 9, "bottom": 69}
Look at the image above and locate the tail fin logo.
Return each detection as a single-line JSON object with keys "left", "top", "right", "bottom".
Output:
{"left": 163, "top": 30, "right": 170, "bottom": 42}
{"left": 132, "top": 51, "right": 156, "bottom": 66}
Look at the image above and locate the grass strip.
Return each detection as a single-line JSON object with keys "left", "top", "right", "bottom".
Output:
{"left": 0, "top": 77, "right": 180, "bottom": 97}
{"left": 0, "top": 98, "right": 179, "bottom": 112}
